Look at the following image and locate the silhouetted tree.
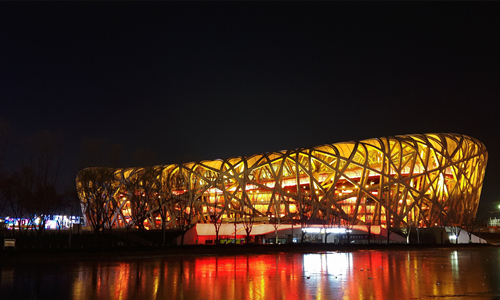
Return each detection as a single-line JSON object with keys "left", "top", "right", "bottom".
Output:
{"left": 1, "top": 173, "right": 28, "bottom": 234}
{"left": 20, "top": 130, "right": 65, "bottom": 235}
{"left": 124, "top": 168, "right": 157, "bottom": 231}
{"left": 447, "top": 223, "right": 462, "bottom": 244}
{"left": 343, "top": 218, "right": 354, "bottom": 244}
{"left": 21, "top": 166, "right": 63, "bottom": 235}
{"left": 167, "top": 167, "right": 201, "bottom": 245}
{"left": 207, "top": 193, "right": 225, "bottom": 245}
{"left": 242, "top": 205, "right": 255, "bottom": 244}
{"left": 77, "top": 168, "right": 116, "bottom": 234}
{"left": 462, "top": 208, "right": 481, "bottom": 243}
{"left": 399, "top": 213, "right": 414, "bottom": 244}
{"left": 323, "top": 202, "right": 342, "bottom": 243}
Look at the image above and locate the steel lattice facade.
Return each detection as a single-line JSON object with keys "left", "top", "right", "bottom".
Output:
{"left": 77, "top": 133, "right": 487, "bottom": 231}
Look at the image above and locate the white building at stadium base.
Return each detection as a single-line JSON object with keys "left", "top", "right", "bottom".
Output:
{"left": 176, "top": 223, "right": 487, "bottom": 245}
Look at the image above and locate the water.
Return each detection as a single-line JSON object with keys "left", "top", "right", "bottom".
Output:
{"left": 1, "top": 248, "right": 500, "bottom": 299}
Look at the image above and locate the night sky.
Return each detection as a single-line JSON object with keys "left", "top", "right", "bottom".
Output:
{"left": 1, "top": 3, "right": 499, "bottom": 214}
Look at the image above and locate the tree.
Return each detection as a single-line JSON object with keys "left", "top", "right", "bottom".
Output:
{"left": 8, "top": 164, "right": 63, "bottom": 236}
{"left": 271, "top": 217, "right": 280, "bottom": 244}
{"left": 167, "top": 167, "right": 201, "bottom": 245}
{"left": 445, "top": 206, "right": 465, "bottom": 244}
{"left": 323, "top": 201, "right": 342, "bottom": 244}
{"left": 140, "top": 166, "right": 163, "bottom": 231}
{"left": 343, "top": 218, "right": 354, "bottom": 244}
{"left": 300, "top": 214, "right": 310, "bottom": 243}
{"left": 462, "top": 208, "right": 481, "bottom": 243}
{"left": 20, "top": 130, "right": 65, "bottom": 235}
{"left": 174, "top": 194, "right": 196, "bottom": 245}
{"left": 399, "top": 212, "right": 414, "bottom": 244}
{"left": 382, "top": 187, "right": 395, "bottom": 244}
{"left": 462, "top": 218, "right": 479, "bottom": 243}
{"left": 365, "top": 221, "right": 372, "bottom": 244}
{"left": 153, "top": 169, "right": 170, "bottom": 245}
{"left": 242, "top": 205, "right": 255, "bottom": 244}
{"left": 447, "top": 223, "right": 462, "bottom": 244}
{"left": 124, "top": 168, "right": 158, "bottom": 231}
{"left": 1, "top": 173, "right": 28, "bottom": 234}
{"left": 271, "top": 195, "right": 282, "bottom": 244}
{"left": 77, "top": 168, "right": 116, "bottom": 234}
{"left": 207, "top": 193, "right": 225, "bottom": 245}
{"left": 23, "top": 168, "right": 63, "bottom": 235}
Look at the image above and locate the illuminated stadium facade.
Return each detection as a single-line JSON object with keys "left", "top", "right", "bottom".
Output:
{"left": 77, "top": 133, "right": 487, "bottom": 238}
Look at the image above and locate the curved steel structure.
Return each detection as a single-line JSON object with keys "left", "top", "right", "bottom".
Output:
{"left": 77, "top": 133, "right": 487, "bottom": 231}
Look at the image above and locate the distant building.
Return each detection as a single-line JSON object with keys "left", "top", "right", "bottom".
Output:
{"left": 76, "top": 133, "right": 487, "bottom": 241}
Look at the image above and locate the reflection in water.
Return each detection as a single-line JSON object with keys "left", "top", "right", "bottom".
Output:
{"left": 1, "top": 248, "right": 500, "bottom": 299}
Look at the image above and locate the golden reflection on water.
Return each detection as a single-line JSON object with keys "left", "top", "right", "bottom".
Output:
{"left": 2, "top": 248, "right": 499, "bottom": 300}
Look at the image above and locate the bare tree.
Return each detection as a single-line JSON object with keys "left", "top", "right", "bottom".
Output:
{"left": 444, "top": 204, "right": 466, "bottom": 244}
{"left": 382, "top": 187, "right": 395, "bottom": 244}
{"left": 77, "top": 168, "right": 116, "bottom": 234}
{"left": 325, "top": 213, "right": 343, "bottom": 244}
{"left": 207, "top": 193, "right": 225, "bottom": 245}
{"left": 15, "top": 130, "right": 65, "bottom": 235}
{"left": 174, "top": 193, "right": 196, "bottom": 245}
{"left": 323, "top": 201, "right": 342, "bottom": 244}
{"left": 167, "top": 167, "right": 201, "bottom": 245}
{"left": 270, "top": 217, "right": 280, "bottom": 244}
{"left": 365, "top": 221, "right": 372, "bottom": 244}
{"left": 399, "top": 211, "right": 414, "bottom": 244}
{"left": 141, "top": 166, "right": 163, "bottom": 230}
{"left": 24, "top": 169, "right": 62, "bottom": 235}
{"left": 342, "top": 218, "right": 355, "bottom": 244}
{"left": 152, "top": 169, "right": 170, "bottom": 245}
{"left": 462, "top": 208, "right": 481, "bottom": 243}
{"left": 300, "top": 214, "right": 310, "bottom": 243}
{"left": 1, "top": 173, "right": 28, "bottom": 234}
{"left": 124, "top": 168, "right": 156, "bottom": 231}
{"left": 271, "top": 195, "right": 283, "bottom": 244}
{"left": 446, "top": 222, "right": 462, "bottom": 244}
{"left": 297, "top": 195, "right": 309, "bottom": 243}
{"left": 242, "top": 205, "right": 255, "bottom": 244}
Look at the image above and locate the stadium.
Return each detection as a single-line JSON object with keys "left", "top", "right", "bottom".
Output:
{"left": 76, "top": 133, "right": 487, "bottom": 244}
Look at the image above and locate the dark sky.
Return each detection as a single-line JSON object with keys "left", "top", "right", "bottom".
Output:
{"left": 1, "top": 3, "right": 499, "bottom": 213}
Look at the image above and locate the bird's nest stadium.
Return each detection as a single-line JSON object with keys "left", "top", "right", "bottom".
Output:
{"left": 76, "top": 133, "right": 487, "bottom": 243}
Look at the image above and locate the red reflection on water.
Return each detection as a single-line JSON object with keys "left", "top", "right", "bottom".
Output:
{"left": 68, "top": 251, "right": 497, "bottom": 300}
{"left": 191, "top": 255, "right": 306, "bottom": 300}
{"left": 3, "top": 249, "right": 492, "bottom": 300}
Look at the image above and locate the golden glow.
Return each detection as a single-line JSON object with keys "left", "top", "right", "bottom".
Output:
{"left": 77, "top": 133, "right": 487, "bottom": 229}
